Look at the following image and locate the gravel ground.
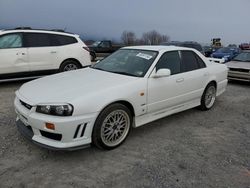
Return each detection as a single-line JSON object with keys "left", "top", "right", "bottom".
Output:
{"left": 0, "top": 80, "right": 250, "bottom": 188}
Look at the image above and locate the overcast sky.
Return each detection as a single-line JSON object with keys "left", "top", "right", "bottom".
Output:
{"left": 0, "top": 0, "right": 249, "bottom": 45}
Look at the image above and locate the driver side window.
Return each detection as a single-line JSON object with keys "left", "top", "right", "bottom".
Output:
{"left": 156, "top": 51, "right": 181, "bottom": 75}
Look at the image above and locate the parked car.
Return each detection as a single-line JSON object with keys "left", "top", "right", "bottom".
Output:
{"left": 161, "top": 41, "right": 204, "bottom": 54}
{"left": 88, "top": 40, "right": 124, "bottom": 61}
{"left": 211, "top": 47, "right": 241, "bottom": 62}
{"left": 239, "top": 43, "right": 250, "bottom": 50}
{"left": 226, "top": 51, "right": 250, "bottom": 82}
{"left": 14, "top": 46, "right": 228, "bottom": 150}
{"left": 203, "top": 46, "right": 214, "bottom": 57}
{"left": 0, "top": 28, "right": 91, "bottom": 82}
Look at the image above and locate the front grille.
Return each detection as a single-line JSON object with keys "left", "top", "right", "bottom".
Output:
{"left": 40, "top": 130, "right": 62, "bottom": 141}
{"left": 229, "top": 68, "right": 250, "bottom": 73}
{"left": 73, "top": 123, "right": 87, "bottom": 139}
{"left": 20, "top": 100, "right": 32, "bottom": 110}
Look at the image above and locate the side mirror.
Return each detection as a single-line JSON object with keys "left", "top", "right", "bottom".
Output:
{"left": 151, "top": 68, "right": 171, "bottom": 78}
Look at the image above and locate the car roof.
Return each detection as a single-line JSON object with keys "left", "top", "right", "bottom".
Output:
{"left": 0, "top": 29, "right": 78, "bottom": 37}
{"left": 123, "top": 45, "right": 197, "bottom": 52}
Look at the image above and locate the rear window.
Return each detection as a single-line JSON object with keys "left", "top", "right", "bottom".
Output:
{"left": 51, "top": 34, "right": 77, "bottom": 46}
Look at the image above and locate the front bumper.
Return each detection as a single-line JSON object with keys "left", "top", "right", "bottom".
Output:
{"left": 228, "top": 70, "right": 250, "bottom": 82}
{"left": 14, "top": 97, "right": 99, "bottom": 150}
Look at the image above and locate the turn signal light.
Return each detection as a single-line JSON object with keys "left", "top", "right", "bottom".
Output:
{"left": 45, "top": 123, "right": 55, "bottom": 130}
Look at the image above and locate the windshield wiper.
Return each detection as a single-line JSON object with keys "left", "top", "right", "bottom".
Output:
{"left": 109, "top": 71, "right": 137, "bottom": 77}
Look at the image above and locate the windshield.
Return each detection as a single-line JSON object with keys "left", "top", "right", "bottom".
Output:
{"left": 233, "top": 52, "right": 250, "bottom": 62}
{"left": 92, "top": 41, "right": 101, "bottom": 47}
{"left": 92, "top": 49, "right": 158, "bottom": 77}
{"left": 217, "top": 47, "right": 232, "bottom": 53}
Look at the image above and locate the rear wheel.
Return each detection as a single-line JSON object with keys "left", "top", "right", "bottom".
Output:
{"left": 92, "top": 104, "right": 132, "bottom": 150}
{"left": 199, "top": 83, "right": 216, "bottom": 111}
{"left": 59, "top": 60, "right": 81, "bottom": 72}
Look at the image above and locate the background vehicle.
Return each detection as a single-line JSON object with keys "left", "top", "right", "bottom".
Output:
{"left": 239, "top": 43, "right": 250, "bottom": 50}
{"left": 0, "top": 28, "right": 91, "bottom": 82}
{"left": 211, "top": 47, "right": 241, "bottom": 62}
{"left": 88, "top": 40, "right": 124, "bottom": 61}
{"left": 203, "top": 46, "right": 214, "bottom": 57}
{"left": 211, "top": 38, "right": 222, "bottom": 48}
{"left": 161, "top": 41, "right": 204, "bottom": 54}
{"left": 14, "top": 46, "right": 228, "bottom": 150}
{"left": 227, "top": 51, "right": 250, "bottom": 81}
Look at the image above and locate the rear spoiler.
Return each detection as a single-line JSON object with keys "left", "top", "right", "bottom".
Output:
{"left": 207, "top": 58, "right": 225, "bottom": 64}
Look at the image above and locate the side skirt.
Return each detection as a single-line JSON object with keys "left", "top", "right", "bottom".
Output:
{"left": 134, "top": 99, "right": 200, "bottom": 128}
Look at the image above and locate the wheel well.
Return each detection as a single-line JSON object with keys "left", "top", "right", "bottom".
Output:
{"left": 106, "top": 101, "right": 135, "bottom": 117}
{"left": 60, "top": 58, "right": 82, "bottom": 68}
{"left": 208, "top": 80, "right": 217, "bottom": 89}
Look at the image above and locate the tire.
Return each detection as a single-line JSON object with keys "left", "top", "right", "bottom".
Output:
{"left": 59, "top": 60, "right": 81, "bottom": 72}
{"left": 92, "top": 103, "right": 132, "bottom": 150}
{"left": 199, "top": 83, "right": 217, "bottom": 111}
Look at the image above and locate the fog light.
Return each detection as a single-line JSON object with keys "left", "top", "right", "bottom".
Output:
{"left": 45, "top": 123, "right": 55, "bottom": 130}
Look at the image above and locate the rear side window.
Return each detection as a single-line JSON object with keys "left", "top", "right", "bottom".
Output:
{"left": 51, "top": 34, "right": 77, "bottom": 46}
{"left": 0, "top": 33, "right": 22, "bottom": 48}
{"left": 181, "top": 51, "right": 200, "bottom": 72}
{"left": 24, "top": 33, "right": 50, "bottom": 47}
{"left": 156, "top": 51, "right": 181, "bottom": 75}
{"left": 196, "top": 54, "right": 206, "bottom": 68}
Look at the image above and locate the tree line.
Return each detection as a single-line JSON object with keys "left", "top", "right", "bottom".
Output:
{"left": 121, "top": 30, "right": 170, "bottom": 46}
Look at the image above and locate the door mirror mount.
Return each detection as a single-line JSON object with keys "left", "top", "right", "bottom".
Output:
{"left": 151, "top": 68, "right": 171, "bottom": 78}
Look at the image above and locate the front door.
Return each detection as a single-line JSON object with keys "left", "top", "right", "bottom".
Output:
{"left": 0, "top": 33, "right": 29, "bottom": 76}
{"left": 147, "top": 51, "right": 185, "bottom": 113}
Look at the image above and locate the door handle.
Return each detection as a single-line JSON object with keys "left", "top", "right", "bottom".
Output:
{"left": 50, "top": 51, "right": 57, "bottom": 54}
{"left": 176, "top": 78, "right": 184, "bottom": 83}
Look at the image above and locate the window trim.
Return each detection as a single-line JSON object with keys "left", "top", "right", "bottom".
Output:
{"left": 0, "top": 32, "right": 24, "bottom": 49}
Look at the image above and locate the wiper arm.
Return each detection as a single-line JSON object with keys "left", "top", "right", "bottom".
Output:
{"left": 109, "top": 71, "right": 137, "bottom": 77}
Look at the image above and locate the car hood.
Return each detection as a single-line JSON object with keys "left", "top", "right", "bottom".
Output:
{"left": 226, "top": 61, "right": 250, "bottom": 69}
{"left": 17, "top": 68, "right": 138, "bottom": 105}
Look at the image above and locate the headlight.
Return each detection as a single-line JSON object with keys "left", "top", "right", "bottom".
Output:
{"left": 36, "top": 104, "right": 74, "bottom": 116}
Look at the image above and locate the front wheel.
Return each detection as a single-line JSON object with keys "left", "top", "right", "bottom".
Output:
{"left": 92, "top": 104, "right": 132, "bottom": 150}
{"left": 199, "top": 83, "right": 217, "bottom": 111}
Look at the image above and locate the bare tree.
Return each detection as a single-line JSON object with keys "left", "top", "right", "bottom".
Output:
{"left": 142, "top": 30, "right": 169, "bottom": 45}
{"left": 121, "top": 31, "right": 136, "bottom": 46}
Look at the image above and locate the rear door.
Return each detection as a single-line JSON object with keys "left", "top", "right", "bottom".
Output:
{"left": 0, "top": 33, "right": 29, "bottom": 76}
{"left": 24, "top": 32, "right": 57, "bottom": 71}
{"left": 178, "top": 50, "right": 208, "bottom": 103}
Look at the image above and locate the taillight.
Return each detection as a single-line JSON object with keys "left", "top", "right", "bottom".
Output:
{"left": 83, "top": 46, "right": 90, "bottom": 52}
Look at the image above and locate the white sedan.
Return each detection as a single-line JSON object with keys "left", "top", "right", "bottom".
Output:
{"left": 14, "top": 46, "right": 228, "bottom": 150}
